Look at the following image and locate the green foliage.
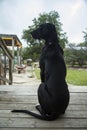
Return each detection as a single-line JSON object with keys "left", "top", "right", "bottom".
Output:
{"left": 64, "top": 44, "right": 87, "bottom": 67}
{"left": 22, "top": 44, "right": 43, "bottom": 61}
{"left": 22, "top": 11, "right": 68, "bottom": 48}
{"left": 22, "top": 11, "right": 68, "bottom": 61}
{"left": 83, "top": 28, "right": 87, "bottom": 45}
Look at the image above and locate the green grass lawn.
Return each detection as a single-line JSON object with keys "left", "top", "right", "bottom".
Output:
{"left": 66, "top": 68, "right": 87, "bottom": 86}
{"left": 34, "top": 68, "right": 87, "bottom": 86}
{"left": 34, "top": 68, "right": 40, "bottom": 79}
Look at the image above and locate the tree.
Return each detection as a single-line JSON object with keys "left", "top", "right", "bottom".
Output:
{"left": 22, "top": 11, "right": 68, "bottom": 48}
{"left": 64, "top": 44, "right": 77, "bottom": 67}
{"left": 83, "top": 28, "right": 87, "bottom": 45}
{"left": 22, "top": 44, "right": 42, "bottom": 61}
{"left": 64, "top": 44, "right": 87, "bottom": 67}
{"left": 79, "top": 28, "right": 87, "bottom": 47}
{"left": 76, "top": 49, "right": 87, "bottom": 67}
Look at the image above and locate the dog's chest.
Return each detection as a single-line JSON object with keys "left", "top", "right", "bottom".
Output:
{"left": 42, "top": 45, "right": 56, "bottom": 58}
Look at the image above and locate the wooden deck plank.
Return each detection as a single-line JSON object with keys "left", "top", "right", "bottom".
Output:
{"left": 0, "top": 110, "right": 87, "bottom": 118}
{"left": 0, "top": 128, "right": 85, "bottom": 130}
{"left": 0, "top": 85, "right": 87, "bottom": 129}
{"left": 0, "top": 104, "right": 87, "bottom": 111}
{"left": 0, "top": 93, "right": 87, "bottom": 105}
{"left": 0, "top": 117, "right": 87, "bottom": 128}
{"left": 0, "top": 84, "right": 87, "bottom": 92}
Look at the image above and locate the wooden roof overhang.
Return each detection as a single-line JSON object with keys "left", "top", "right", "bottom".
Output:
{"left": 0, "top": 34, "right": 22, "bottom": 48}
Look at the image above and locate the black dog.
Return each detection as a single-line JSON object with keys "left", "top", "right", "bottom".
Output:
{"left": 12, "top": 23, "right": 70, "bottom": 121}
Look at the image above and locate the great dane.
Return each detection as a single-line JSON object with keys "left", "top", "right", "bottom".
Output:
{"left": 12, "top": 23, "right": 70, "bottom": 121}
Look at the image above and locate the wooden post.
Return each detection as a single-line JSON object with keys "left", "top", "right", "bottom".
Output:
{"left": 17, "top": 46, "right": 20, "bottom": 66}
{"left": 9, "top": 59, "right": 12, "bottom": 85}
{"left": 4, "top": 53, "right": 6, "bottom": 78}
{"left": 20, "top": 47, "right": 22, "bottom": 65}
{"left": 12, "top": 38, "right": 14, "bottom": 70}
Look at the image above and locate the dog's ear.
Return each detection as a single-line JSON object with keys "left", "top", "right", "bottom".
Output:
{"left": 47, "top": 24, "right": 56, "bottom": 33}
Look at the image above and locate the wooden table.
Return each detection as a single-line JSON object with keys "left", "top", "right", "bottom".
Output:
{"left": 0, "top": 85, "right": 87, "bottom": 130}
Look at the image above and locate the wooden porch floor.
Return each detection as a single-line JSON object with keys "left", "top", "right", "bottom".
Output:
{"left": 0, "top": 84, "right": 87, "bottom": 130}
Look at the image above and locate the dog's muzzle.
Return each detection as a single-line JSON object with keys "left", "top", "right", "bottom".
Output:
{"left": 30, "top": 29, "right": 41, "bottom": 40}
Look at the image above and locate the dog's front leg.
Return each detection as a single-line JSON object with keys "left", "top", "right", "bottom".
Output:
{"left": 40, "top": 68, "right": 45, "bottom": 82}
{"left": 39, "top": 57, "right": 45, "bottom": 82}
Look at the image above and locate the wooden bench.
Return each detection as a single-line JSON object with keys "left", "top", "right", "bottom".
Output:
{"left": 0, "top": 84, "right": 87, "bottom": 130}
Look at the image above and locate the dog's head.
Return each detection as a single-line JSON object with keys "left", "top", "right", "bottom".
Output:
{"left": 30, "top": 23, "right": 57, "bottom": 41}
{"left": 31, "top": 23, "right": 63, "bottom": 54}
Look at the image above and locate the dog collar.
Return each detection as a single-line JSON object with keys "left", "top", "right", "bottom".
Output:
{"left": 49, "top": 42, "right": 52, "bottom": 45}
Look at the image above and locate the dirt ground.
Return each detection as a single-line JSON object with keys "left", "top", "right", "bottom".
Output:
{"left": 12, "top": 66, "right": 40, "bottom": 85}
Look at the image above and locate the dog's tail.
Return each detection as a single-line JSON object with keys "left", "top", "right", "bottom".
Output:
{"left": 11, "top": 109, "right": 58, "bottom": 121}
